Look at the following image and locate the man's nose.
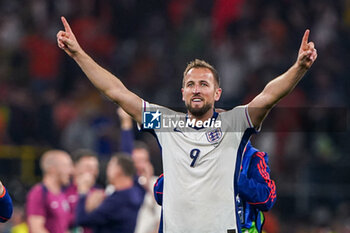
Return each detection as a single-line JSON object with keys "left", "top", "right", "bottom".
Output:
{"left": 192, "top": 84, "right": 200, "bottom": 93}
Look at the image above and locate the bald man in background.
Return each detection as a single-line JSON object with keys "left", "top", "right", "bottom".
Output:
{"left": 26, "top": 150, "right": 73, "bottom": 233}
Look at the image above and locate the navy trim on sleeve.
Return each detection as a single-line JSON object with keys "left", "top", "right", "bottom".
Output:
{"left": 0, "top": 187, "right": 13, "bottom": 222}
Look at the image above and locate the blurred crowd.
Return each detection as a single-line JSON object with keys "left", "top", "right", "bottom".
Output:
{"left": 0, "top": 0, "right": 350, "bottom": 232}
{"left": 1, "top": 110, "right": 161, "bottom": 233}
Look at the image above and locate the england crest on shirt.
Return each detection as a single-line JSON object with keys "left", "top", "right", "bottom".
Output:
{"left": 206, "top": 128, "right": 222, "bottom": 143}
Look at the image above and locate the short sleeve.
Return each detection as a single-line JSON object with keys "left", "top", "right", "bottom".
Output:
{"left": 137, "top": 100, "right": 162, "bottom": 130}
{"left": 221, "top": 105, "right": 258, "bottom": 133}
{"left": 26, "top": 186, "right": 46, "bottom": 217}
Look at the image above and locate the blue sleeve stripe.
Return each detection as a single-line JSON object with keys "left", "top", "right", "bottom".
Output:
{"left": 248, "top": 152, "right": 277, "bottom": 205}
{"left": 245, "top": 107, "right": 253, "bottom": 128}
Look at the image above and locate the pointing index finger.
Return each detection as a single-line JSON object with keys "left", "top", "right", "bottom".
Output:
{"left": 61, "top": 16, "right": 72, "bottom": 33}
{"left": 301, "top": 29, "right": 310, "bottom": 49}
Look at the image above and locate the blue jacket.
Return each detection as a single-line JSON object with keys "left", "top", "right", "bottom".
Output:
{"left": 153, "top": 141, "right": 276, "bottom": 233}
{"left": 0, "top": 186, "right": 13, "bottom": 222}
{"left": 76, "top": 186, "right": 144, "bottom": 233}
{"left": 237, "top": 141, "right": 276, "bottom": 231}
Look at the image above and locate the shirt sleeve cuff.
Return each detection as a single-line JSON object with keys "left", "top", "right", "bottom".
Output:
{"left": 245, "top": 105, "right": 261, "bottom": 132}
{"left": 0, "top": 187, "right": 6, "bottom": 199}
{"left": 137, "top": 99, "right": 148, "bottom": 130}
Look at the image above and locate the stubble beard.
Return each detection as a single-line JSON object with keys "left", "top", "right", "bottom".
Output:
{"left": 186, "top": 101, "right": 212, "bottom": 117}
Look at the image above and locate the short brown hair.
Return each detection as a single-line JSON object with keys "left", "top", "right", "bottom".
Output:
{"left": 111, "top": 153, "right": 136, "bottom": 178}
{"left": 183, "top": 59, "right": 220, "bottom": 87}
{"left": 133, "top": 140, "right": 149, "bottom": 152}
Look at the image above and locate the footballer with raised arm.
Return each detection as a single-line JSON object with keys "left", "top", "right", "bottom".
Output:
{"left": 57, "top": 16, "right": 316, "bottom": 233}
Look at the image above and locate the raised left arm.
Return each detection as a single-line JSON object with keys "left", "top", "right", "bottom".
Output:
{"left": 248, "top": 29, "right": 317, "bottom": 128}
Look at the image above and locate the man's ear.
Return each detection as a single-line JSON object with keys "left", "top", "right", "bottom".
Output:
{"left": 181, "top": 88, "right": 185, "bottom": 101}
{"left": 214, "top": 88, "right": 222, "bottom": 101}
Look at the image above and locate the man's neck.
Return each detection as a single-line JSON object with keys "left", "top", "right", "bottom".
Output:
{"left": 43, "top": 175, "right": 61, "bottom": 194}
{"left": 112, "top": 177, "right": 133, "bottom": 191}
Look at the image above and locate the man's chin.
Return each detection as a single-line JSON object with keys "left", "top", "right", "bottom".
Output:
{"left": 187, "top": 104, "right": 212, "bottom": 117}
{"left": 191, "top": 104, "right": 204, "bottom": 110}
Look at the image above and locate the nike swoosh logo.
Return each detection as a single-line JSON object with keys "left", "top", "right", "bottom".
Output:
{"left": 173, "top": 128, "right": 181, "bottom": 132}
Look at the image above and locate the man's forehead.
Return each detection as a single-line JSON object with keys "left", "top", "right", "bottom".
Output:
{"left": 108, "top": 157, "right": 118, "bottom": 166}
{"left": 78, "top": 156, "right": 98, "bottom": 164}
{"left": 184, "top": 67, "right": 214, "bottom": 82}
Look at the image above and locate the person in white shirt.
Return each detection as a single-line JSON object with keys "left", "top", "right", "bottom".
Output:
{"left": 57, "top": 16, "right": 317, "bottom": 233}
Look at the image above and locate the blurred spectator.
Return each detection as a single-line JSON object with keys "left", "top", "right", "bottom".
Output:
{"left": 0, "top": 0, "right": 349, "bottom": 231}
{"left": 21, "top": 25, "right": 62, "bottom": 92}
{"left": 129, "top": 143, "right": 160, "bottom": 233}
{"left": 34, "top": 88, "right": 59, "bottom": 147}
{"left": 64, "top": 149, "right": 100, "bottom": 233}
{"left": 53, "top": 94, "right": 79, "bottom": 131}
{"left": 91, "top": 114, "right": 115, "bottom": 157}
{"left": 61, "top": 107, "right": 98, "bottom": 153}
{"left": 75, "top": 154, "right": 144, "bottom": 233}
{"left": 70, "top": 15, "right": 116, "bottom": 62}
{"left": 212, "top": 0, "right": 245, "bottom": 40}
{"left": 26, "top": 150, "right": 73, "bottom": 233}
{"left": 0, "top": 11, "right": 23, "bottom": 51}
{"left": 7, "top": 88, "right": 35, "bottom": 145}
{"left": 117, "top": 108, "right": 161, "bottom": 233}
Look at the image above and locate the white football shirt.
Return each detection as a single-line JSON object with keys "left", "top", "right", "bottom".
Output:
{"left": 141, "top": 100, "right": 256, "bottom": 233}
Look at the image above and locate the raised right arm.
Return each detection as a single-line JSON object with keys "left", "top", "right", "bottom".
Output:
{"left": 57, "top": 16, "right": 143, "bottom": 123}
{"left": 117, "top": 108, "right": 134, "bottom": 154}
